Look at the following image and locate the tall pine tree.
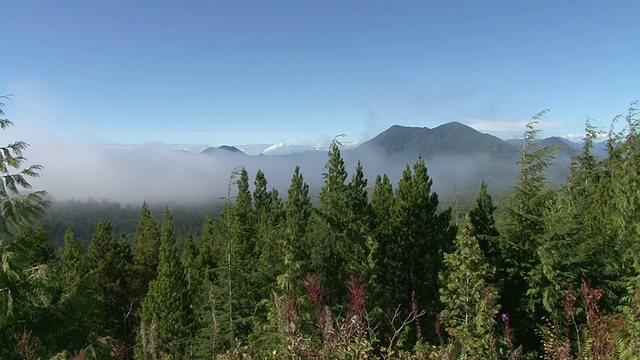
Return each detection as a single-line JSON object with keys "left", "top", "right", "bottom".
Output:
{"left": 391, "top": 155, "right": 456, "bottom": 342}
{"left": 439, "top": 221, "right": 499, "bottom": 358}
{"left": 139, "top": 206, "right": 193, "bottom": 359}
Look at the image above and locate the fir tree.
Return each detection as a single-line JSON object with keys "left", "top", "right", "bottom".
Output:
{"left": 87, "top": 218, "right": 131, "bottom": 339}
{"left": 57, "top": 228, "right": 87, "bottom": 292}
{"left": 391, "top": 155, "right": 456, "bottom": 331}
{"left": 139, "top": 206, "right": 194, "bottom": 359}
{"left": 344, "top": 160, "right": 370, "bottom": 277}
{"left": 279, "top": 165, "right": 311, "bottom": 293}
{"left": 312, "top": 138, "right": 350, "bottom": 307}
{"left": 253, "top": 169, "right": 270, "bottom": 215}
{"left": 192, "top": 216, "right": 220, "bottom": 358}
{"left": 130, "top": 202, "right": 161, "bottom": 301}
{"left": 230, "top": 167, "right": 257, "bottom": 339}
{"left": 181, "top": 235, "right": 198, "bottom": 291}
{"left": 439, "top": 222, "right": 499, "bottom": 358}
{"left": 367, "top": 174, "right": 396, "bottom": 337}
{"left": 468, "top": 181, "right": 501, "bottom": 283}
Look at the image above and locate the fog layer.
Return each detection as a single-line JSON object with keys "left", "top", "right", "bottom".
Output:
{"left": 23, "top": 138, "right": 536, "bottom": 206}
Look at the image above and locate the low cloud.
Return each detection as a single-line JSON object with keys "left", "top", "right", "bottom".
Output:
{"left": 263, "top": 142, "right": 285, "bottom": 153}
{"left": 466, "top": 119, "right": 530, "bottom": 133}
{"left": 563, "top": 133, "right": 585, "bottom": 142}
{"left": 467, "top": 118, "right": 567, "bottom": 138}
{"left": 16, "top": 133, "right": 526, "bottom": 208}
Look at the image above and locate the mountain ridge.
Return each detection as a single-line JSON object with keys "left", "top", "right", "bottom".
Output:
{"left": 356, "top": 122, "right": 520, "bottom": 159}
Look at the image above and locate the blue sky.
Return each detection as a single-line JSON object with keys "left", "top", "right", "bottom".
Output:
{"left": 2, "top": 1, "right": 639, "bottom": 147}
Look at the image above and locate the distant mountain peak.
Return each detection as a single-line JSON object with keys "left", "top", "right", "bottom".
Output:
{"left": 201, "top": 145, "right": 247, "bottom": 156}
{"left": 358, "top": 121, "right": 518, "bottom": 158}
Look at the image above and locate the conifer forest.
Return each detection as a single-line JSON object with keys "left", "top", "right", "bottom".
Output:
{"left": 4, "top": 99, "right": 640, "bottom": 359}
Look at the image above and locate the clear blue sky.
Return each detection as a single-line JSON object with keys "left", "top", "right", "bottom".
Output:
{"left": 2, "top": 1, "right": 639, "bottom": 146}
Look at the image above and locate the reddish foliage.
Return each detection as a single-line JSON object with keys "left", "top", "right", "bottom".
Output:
{"left": 346, "top": 274, "right": 366, "bottom": 320}
{"left": 302, "top": 274, "right": 325, "bottom": 325}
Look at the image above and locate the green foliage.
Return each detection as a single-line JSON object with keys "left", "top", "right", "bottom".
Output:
{"left": 58, "top": 228, "right": 87, "bottom": 287}
{"left": 130, "top": 202, "right": 161, "bottom": 302}
{"left": 0, "top": 96, "right": 49, "bottom": 235}
{"left": 139, "top": 206, "right": 194, "bottom": 359}
{"left": 313, "top": 138, "right": 351, "bottom": 307}
{"left": 390, "top": 155, "right": 456, "bottom": 340}
{"left": 500, "top": 112, "right": 558, "bottom": 352}
{"left": 439, "top": 223, "right": 500, "bottom": 358}
{"left": 11, "top": 102, "right": 640, "bottom": 358}
{"left": 278, "top": 165, "right": 311, "bottom": 293}
{"left": 86, "top": 218, "right": 132, "bottom": 341}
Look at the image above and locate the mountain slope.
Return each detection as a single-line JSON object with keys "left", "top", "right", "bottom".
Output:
{"left": 357, "top": 122, "right": 519, "bottom": 159}
{"left": 201, "top": 145, "right": 248, "bottom": 157}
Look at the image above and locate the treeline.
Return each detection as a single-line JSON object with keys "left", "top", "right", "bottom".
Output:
{"left": 43, "top": 199, "right": 220, "bottom": 250}
{"left": 3, "top": 104, "right": 640, "bottom": 359}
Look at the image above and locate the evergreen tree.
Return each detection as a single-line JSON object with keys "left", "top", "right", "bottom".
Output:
{"left": 0, "top": 97, "right": 50, "bottom": 344}
{"left": 590, "top": 103, "right": 640, "bottom": 308}
{"left": 58, "top": 228, "right": 88, "bottom": 292}
{"left": 139, "top": 206, "right": 194, "bottom": 359}
{"left": 500, "top": 112, "right": 556, "bottom": 352}
{"left": 0, "top": 96, "right": 49, "bottom": 235}
{"left": 230, "top": 167, "right": 257, "bottom": 339}
{"left": 468, "top": 181, "right": 500, "bottom": 282}
{"left": 253, "top": 169, "right": 270, "bottom": 215}
{"left": 253, "top": 183, "right": 285, "bottom": 349}
{"left": 54, "top": 227, "right": 104, "bottom": 354}
{"left": 368, "top": 174, "right": 395, "bottom": 313}
{"left": 181, "top": 235, "right": 198, "bottom": 290}
{"left": 439, "top": 222, "right": 499, "bottom": 358}
{"left": 86, "top": 218, "right": 131, "bottom": 340}
{"left": 253, "top": 170, "right": 281, "bottom": 298}
{"left": 129, "top": 202, "right": 161, "bottom": 302}
{"left": 0, "top": 225, "right": 59, "bottom": 358}
{"left": 192, "top": 216, "right": 221, "bottom": 358}
{"left": 279, "top": 165, "right": 311, "bottom": 293}
{"left": 391, "top": 155, "right": 456, "bottom": 340}
{"left": 344, "top": 160, "right": 370, "bottom": 277}
{"left": 312, "top": 138, "right": 350, "bottom": 307}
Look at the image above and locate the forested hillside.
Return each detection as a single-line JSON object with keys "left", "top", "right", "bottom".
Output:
{"left": 3, "top": 102, "right": 640, "bottom": 359}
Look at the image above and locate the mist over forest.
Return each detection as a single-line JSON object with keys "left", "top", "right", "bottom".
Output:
{"left": 26, "top": 124, "right": 575, "bottom": 208}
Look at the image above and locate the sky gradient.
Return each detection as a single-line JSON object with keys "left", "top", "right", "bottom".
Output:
{"left": 2, "top": 1, "right": 639, "bottom": 148}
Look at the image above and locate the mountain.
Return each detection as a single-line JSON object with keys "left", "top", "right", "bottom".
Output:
{"left": 357, "top": 122, "right": 519, "bottom": 159}
{"left": 201, "top": 145, "right": 247, "bottom": 156}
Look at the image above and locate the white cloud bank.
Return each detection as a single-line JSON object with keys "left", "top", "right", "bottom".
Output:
{"left": 263, "top": 142, "right": 286, "bottom": 153}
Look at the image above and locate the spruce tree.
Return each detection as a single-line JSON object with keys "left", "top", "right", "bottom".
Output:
{"left": 312, "top": 139, "right": 350, "bottom": 307}
{"left": 468, "top": 181, "right": 500, "bottom": 283}
{"left": 253, "top": 169, "right": 270, "bottom": 215}
{"left": 192, "top": 216, "right": 220, "bottom": 358}
{"left": 368, "top": 174, "right": 396, "bottom": 336}
{"left": 55, "top": 228, "right": 102, "bottom": 354}
{"left": 391, "top": 155, "right": 456, "bottom": 333}
{"left": 344, "top": 160, "right": 370, "bottom": 278}
{"left": 439, "top": 222, "right": 499, "bottom": 358}
{"left": 181, "top": 235, "right": 198, "bottom": 291}
{"left": 139, "top": 206, "right": 193, "bottom": 359}
{"left": 279, "top": 165, "right": 311, "bottom": 293}
{"left": 58, "top": 228, "right": 87, "bottom": 288}
{"left": 230, "top": 167, "right": 257, "bottom": 339}
{"left": 87, "top": 218, "right": 131, "bottom": 339}
{"left": 130, "top": 202, "right": 161, "bottom": 301}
